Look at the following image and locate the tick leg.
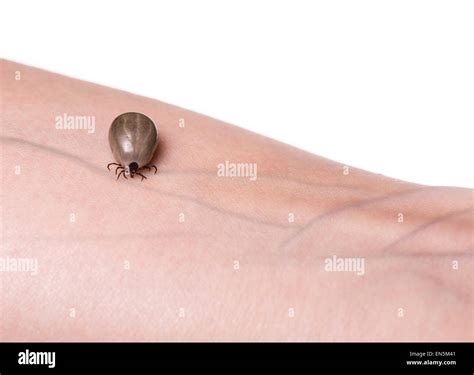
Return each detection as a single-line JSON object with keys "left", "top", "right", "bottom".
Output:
{"left": 115, "top": 166, "right": 125, "bottom": 175}
{"left": 117, "top": 170, "right": 128, "bottom": 180}
{"left": 107, "top": 162, "right": 121, "bottom": 171}
{"left": 136, "top": 172, "right": 147, "bottom": 182}
{"left": 148, "top": 164, "right": 158, "bottom": 174}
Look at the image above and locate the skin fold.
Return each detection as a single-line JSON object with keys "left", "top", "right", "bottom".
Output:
{"left": 0, "top": 59, "right": 472, "bottom": 341}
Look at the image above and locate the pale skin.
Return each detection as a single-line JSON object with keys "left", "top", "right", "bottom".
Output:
{"left": 0, "top": 60, "right": 472, "bottom": 341}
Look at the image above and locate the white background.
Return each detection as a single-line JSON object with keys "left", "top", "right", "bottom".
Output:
{"left": 1, "top": 0, "right": 473, "bottom": 187}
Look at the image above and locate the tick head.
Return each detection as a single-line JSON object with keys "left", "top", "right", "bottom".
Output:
{"left": 129, "top": 162, "right": 139, "bottom": 177}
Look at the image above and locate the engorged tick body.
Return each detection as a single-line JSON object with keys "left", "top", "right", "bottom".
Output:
{"left": 107, "top": 112, "right": 158, "bottom": 181}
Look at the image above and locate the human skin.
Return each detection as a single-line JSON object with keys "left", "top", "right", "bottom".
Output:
{"left": 0, "top": 59, "right": 472, "bottom": 341}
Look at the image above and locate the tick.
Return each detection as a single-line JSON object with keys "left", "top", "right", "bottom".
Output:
{"left": 107, "top": 112, "right": 158, "bottom": 181}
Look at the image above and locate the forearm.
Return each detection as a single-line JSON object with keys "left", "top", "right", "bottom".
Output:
{"left": 1, "top": 60, "right": 472, "bottom": 341}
